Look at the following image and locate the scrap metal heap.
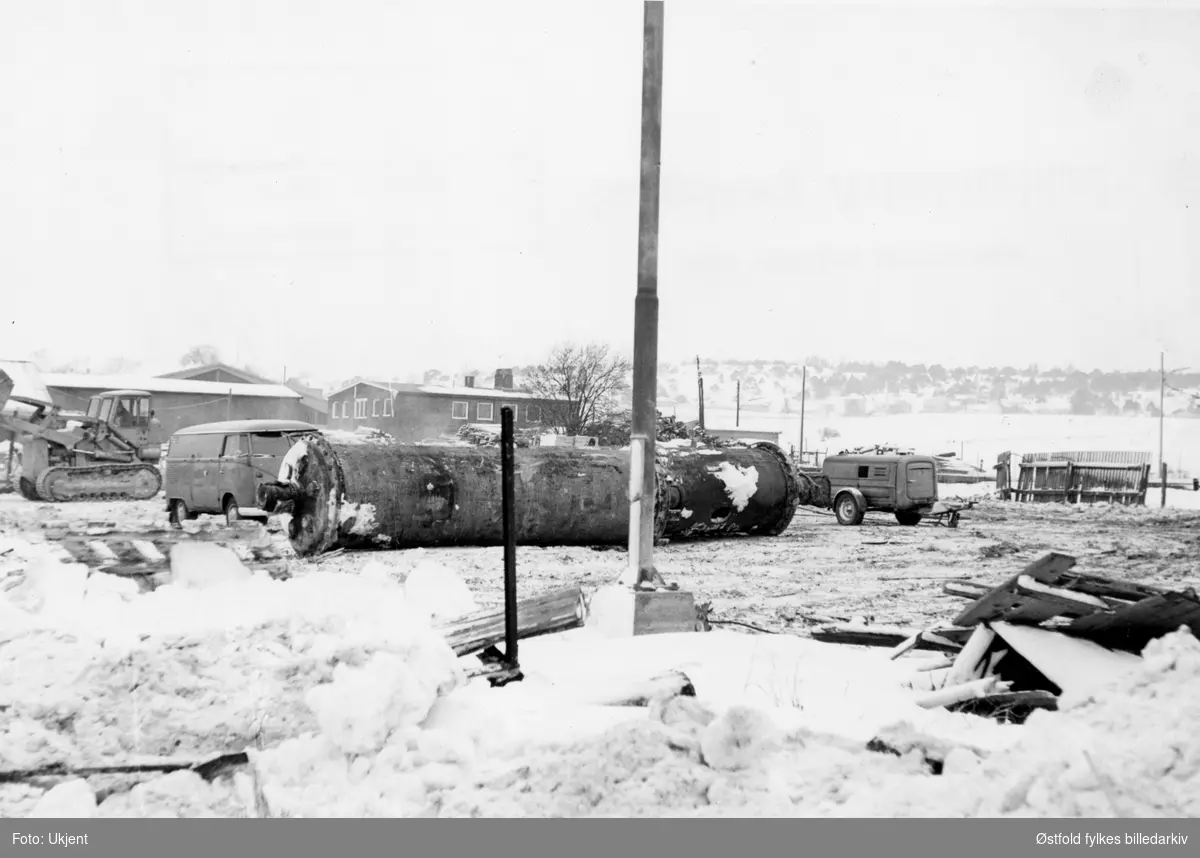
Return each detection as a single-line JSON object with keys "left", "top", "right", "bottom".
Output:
{"left": 257, "top": 434, "right": 800, "bottom": 557}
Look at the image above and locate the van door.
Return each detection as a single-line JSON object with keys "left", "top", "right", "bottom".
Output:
{"left": 191, "top": 434, "right": 222, "bottom": 512}
{"left": 858, "top": 462, "right": 895, "bottom": 507}
{"left": 219, "top": 433, "right": 255, "bottom": 508}
{"left": 163, "top": 434, "right": 193, "bottom": 505}
{"left": 905, "top": 462, "right": 937, "bottom": 503}
{"left": 249, "top": 431, "right": 294, "bottom": 502}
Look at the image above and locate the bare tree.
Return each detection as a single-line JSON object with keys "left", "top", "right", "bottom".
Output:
{"left": 180, "top": 344, "right": 222, "bottom": 368}
{"left": 525, "top": 343, "right": 631, "bottom": 435}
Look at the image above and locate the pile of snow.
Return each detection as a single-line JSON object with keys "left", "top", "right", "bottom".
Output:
{"left": 248, "top": 650, "right": 468, "bottom": 817}
{"left": 709, "top": 462, "right": 759, "bottom": 512}
{"left": 428, "top": 628, "right": 1200, "bottom": 817}
{"left": 0, "top": 549, "right": 468, "bottom": 817}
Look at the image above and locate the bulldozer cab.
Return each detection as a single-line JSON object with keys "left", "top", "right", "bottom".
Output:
{"left": 87, "top": 390, "right": 165, "bottom": 448}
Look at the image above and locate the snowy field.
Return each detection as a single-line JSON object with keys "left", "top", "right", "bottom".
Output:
{"left": 1, "top": 490, "right": 1199, "bottom": 818}
{"left": 705, "top": 410, "right": 1200, "bottom": 477}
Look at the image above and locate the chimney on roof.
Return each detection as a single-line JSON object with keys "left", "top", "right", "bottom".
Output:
{"left": 494, "top": 368, "right": 514, "bottom": 390}
{"left": 464, "top": 375, "right": 475, "bottom": 388}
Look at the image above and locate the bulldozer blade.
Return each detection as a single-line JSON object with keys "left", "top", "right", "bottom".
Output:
{"left": 0, "top": 370, "right": 12, "bottom": 414}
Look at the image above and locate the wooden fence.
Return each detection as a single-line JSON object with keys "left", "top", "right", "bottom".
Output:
{"left": 1013, "top": 451, "right": 1152, "bottom": 506}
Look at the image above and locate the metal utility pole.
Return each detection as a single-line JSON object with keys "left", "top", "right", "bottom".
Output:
{"left": 627, "top": 0, "right": 666, "bottom": 589}
{"left": 1159, "top": 351, "right": 1165, "bottom": 474}
{"left": 798, "top": 366, "right": 807, "bottom": 461}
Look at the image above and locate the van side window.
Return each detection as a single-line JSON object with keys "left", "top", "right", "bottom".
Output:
{"left": 857, "top": 466, "right": 869, "bottom": 478}
{"left": 222, "top": 434, "right": 250, "bottom": 457}
{"left": 251, "top": 432, "right": 293, "bottom": 457}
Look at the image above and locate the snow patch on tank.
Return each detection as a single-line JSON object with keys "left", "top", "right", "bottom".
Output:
{"left": 278, "top": 441, "right": 309, "bottom": 484}
{"left": 338, "top": 501, "right": 379, "bottom": 536}
{"left": 679, "top": 508, "right": 693, "bottom": 519}
{"left": 709, "top": 462, "right": 759, "bottom": 512}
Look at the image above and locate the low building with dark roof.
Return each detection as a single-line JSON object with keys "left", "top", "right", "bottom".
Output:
{"left": 327, "top": 369, "right": 560, "bottom": 442}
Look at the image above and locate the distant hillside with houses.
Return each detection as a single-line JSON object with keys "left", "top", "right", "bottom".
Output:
{"left": 421, "top": 360, "right": 1200, "bottom": 421}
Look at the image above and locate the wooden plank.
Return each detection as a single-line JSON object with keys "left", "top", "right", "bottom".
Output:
{"left": 916, "top": 676, "right": 1011, "bottom": 709}
{"left": 1013, "top": 576, "right": 1109, "bottom": 615}
{"left": 944, "top": 580, "right": 992, "bottom": 600}
{"left": 438, "top": 586, "right": 584, "bottom": 656}
{"left": 811, "top": 624, "right": 972, "bottom": 652}
{"left": 1062, "top": 592, "right": 1200, "bottom": 653}
{"left": 952, "top": 553, "right": 1077, "bottom": 627}
{"left": 943, "top": 626, "right": 996, "bottom": 687}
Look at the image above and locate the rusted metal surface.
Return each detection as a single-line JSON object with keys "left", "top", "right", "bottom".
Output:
{"left": 267, "top": 434, "right": 669, "bottom": 555}
{"left": 265, "top": 436, "right": 799, "bottom": 556}
{"left": 658, "top": 442, "right": 799, "bottom": 538}
{"left": 1015, "top": 451, "right": 1152, "bottom": 506}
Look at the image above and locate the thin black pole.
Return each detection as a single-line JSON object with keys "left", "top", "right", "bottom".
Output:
{"left": 628, "top": 0, "right": 665, "bottom": 587}
{"left": 500, "top": 406, "right": 518, "bottom": 664}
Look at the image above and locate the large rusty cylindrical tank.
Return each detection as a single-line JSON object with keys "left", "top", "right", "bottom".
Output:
{"left": 656, "top": 442, "right": 799, "bottom": 539}
{"left": 260, "top": 434, "right": 669, "bottom": 556}
{"left": 261, "top": 436, "right": 800, "bottom": 557}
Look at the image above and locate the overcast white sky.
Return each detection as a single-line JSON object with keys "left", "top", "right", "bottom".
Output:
{"left": 3, "top": 0, "right": 1198, "bottom": 383}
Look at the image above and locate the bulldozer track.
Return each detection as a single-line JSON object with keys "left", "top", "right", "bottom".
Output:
{"left": 34, "top": 463, "right": 163, "bottom": 503}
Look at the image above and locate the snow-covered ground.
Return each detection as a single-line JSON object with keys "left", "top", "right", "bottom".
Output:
{"left": 1, "top": 491, "right": 1198, "bottom": 817}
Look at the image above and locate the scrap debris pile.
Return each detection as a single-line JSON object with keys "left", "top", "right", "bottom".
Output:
{"left": 815, "top": 551, "right": 1200, "bottom": 725}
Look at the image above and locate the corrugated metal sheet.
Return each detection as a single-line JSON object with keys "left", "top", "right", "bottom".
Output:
{"left": 1016, "top": 450, "right": 1151, "bottom": 506}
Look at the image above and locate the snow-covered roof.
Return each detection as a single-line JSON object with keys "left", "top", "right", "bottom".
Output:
{"left": 412, "top": 384, "right": 549, "bottom": 401}
{"left": 41, "top": 372, "right": 303, "bottom": 400}
{"left": 327, "top": 381, "right": 558, "bottom": 401}
{"left": 327, "top": 380, "right": 419, "bottom": 398}
{"left": 156, "top": 362, "right": 277, "bottom": 384}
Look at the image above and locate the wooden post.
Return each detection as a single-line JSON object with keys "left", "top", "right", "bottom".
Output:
{"left": 735, "top": 379, "right": 740, "bottom": 427}
{"left": 628, "top": 0, "right": 666, "bottom": 589}
{"left": 1161, "top": 461, "right": 1168, "bottom": 509}
{"left": 799, "top": 365, "right": 807, "bottom": 460}
{"left": 695, "top": 355, "right": 705, "bottom": 430}
{"left": 227, "top": 389, "right": 233, "bottom": 421}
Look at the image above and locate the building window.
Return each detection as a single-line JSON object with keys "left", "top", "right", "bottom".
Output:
{"left": 526, "top": 404, "right": 542, "bottom": 423}
{"left": 477, "top": 402, "right": 494, "bottom": 422}
{"left": 354, "top": 398, "right": 368, "bottom": 419}
{"left": 451, "top": 401, "right": 468, "bottom": 420}
{"left": 382, "top": 397, "right": 393, "bottom": 417}
{"left": 331, "top": 401, "right": 339, "bottom": 419}
{"left": 372, "top": 399, "right": 380, "bottom": 417}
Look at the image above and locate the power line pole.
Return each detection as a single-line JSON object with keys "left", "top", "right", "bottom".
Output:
{"left": 799, "top": 365, "right": 807, "bottom": 461}
{"left": 627, "top": 1, "right": 666, "bottom": 590}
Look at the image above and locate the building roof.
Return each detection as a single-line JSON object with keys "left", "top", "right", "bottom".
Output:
{"left": 328, "top": 379, "right": 563, "bottom": 402}
{"left": 42, "top": 372, "right": 303, "bottom": 400}
{"left": 157, "top": 363, "right": 277, "bottom": 384}
{"left": 410, "top": 384, "right": 548, "bottom": 401}
{"left": 327, "top": 379, "right": 419, "bottom": 398}
{"left": 172, "top": 419, "right": 319, "bottom": 436}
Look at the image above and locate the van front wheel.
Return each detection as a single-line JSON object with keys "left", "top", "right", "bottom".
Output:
{"left": 168, "top": 499, "right": 189, "bottom": 529}
{"left": 224, "top": 497, "right": 241, "bottom": 527}
{"left": 895, "top": 511, "right": 922, "bottom": 526}
{"left": 834, "top": 493, "right": 864, "bottom": 526}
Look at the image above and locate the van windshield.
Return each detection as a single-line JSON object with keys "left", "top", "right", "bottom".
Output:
{"left": 251, "top": 433, "right": 294, "bottom": 457}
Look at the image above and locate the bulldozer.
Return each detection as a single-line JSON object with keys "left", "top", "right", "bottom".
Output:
{"left": 0, "top": 368, "right": 166, "bottom": 502}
